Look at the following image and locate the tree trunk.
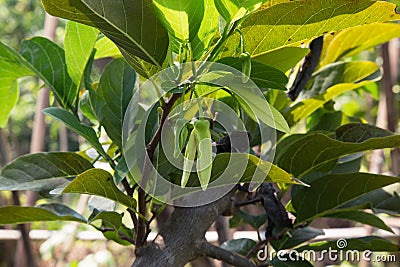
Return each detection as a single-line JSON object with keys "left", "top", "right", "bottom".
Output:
{"left": 131, "top": 190, "right": 256, "bottom": 267}
{"left": 369, "top": 40, "right": 399, "bottom": 175}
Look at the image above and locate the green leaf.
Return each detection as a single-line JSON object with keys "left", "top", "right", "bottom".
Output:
{"left": 20, "top": 37, "right": 77, "bottom": 110}
{"left": 0, "top": 152, "right": 92, "bottom": 191}
{"left": 94, "top": 36, "right": 122, "bottom": 60}
{"left": 42, "top": 0, "right": 169, "bottom": 67}
{"left": 88, "top": 210, "right": 123, "bottom": 229}
{"left": 217, "top": 57, "right": 288, "bottom": 90}
{"left": 79, "top": 90, "right": 97, "bottom": 121}
{"left": 297, "top": 236, "right": 399, "bottom": 252}
{"left": 342, "top": 184, "right": 400, "bottom": 215}
{"left": 191, "top": 0, "right": 219, "bottom": 59}
{"left": 215, "top": 0, "right": 268, "bottom": 23}
{"left": 197, "top": 71, "right": 290, "bottom": 133}
{"left": 0, "top": 203, "right": 86, "bottom": 225}
{"left": 275, "top": 132, "right": 400, "bottom": 178}
{"left": 252, "top": 47, "right": 310, "bottom": 72}
{"left": 64, "top": 21, "right": 99, "bottom": 86}
{"left": 180, "top": 153, "right": 297, "bottom": 187}
{"left": 43, "top": 107, "right": 106, "bottom": 157}
{"left": 63, "top": 168, "right": 137, "bottom": 209}
{"left": 0, "top": 37, "right": 79, "bottom": 126}
{"left": 220, "top": 238, "right": 256, "bottom": 256}
{"left": 304, "top": 61, "right": 380, "bottom": 98}
{"left": 114, "top": 156, "right": 130, "bottom": 185}
{"left": 320, "top": 23, "right": 400, "bottom": 66}
{"left": 0, "top": 81, "right": 19, "bottom": 128}
{"left": 238, "top": 210, "right": 267, "bottom": 229}
{"left": 285, "top": 81, "right": 372, "bottom": 127}
{"left": 270, "top": 255, "right": 313, "bottom": 267}
{"left": 229, "top": 210, "right": 267, "bottom": 229}
{"left": 90, "top": 58, "right": 137, "bottom": 147}
{"left": 221, "top": 0, "right": 400, "bottom": 58}
{"left": 336, "top": 123, "right": 393, "bottom": 143}
{"left": 322, "top": 210, "right": 393, "bottom": 233}
{"left": 153, "top": 0, "right": 203, "bottom": 43}
{"left": 0, "top": 42, "right": 34, "bottom": 127}
{"left": 271, "top": 227, "right": 324, "bottom": 250}
{"left": 88, "top": 210, "right": 134, "bottom": 245}
{"left": 102, "top": 225, "right": 134, "bottom": 246}
{"left": 292, "top": 173, "right": 400, "bottom": 222}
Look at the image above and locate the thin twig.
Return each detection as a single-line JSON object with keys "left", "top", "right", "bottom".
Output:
{"left": 135, "top": 93, "right": 182, "bottom": 249}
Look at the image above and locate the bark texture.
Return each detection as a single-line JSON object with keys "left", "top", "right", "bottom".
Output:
{"left": 132, "top": 190, "right": 255, "bottom": 267}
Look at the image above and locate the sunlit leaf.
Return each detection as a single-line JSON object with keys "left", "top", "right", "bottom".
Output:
{"left": 0, "top": 203, "right": 86, "bottom": 225}
{"left": 0, "top": 152, "right": 92, "bottom": 191}
{"left": 42, "top": 0, "right": 169, "bottom": 67}
{"left": 64, "top": 21, "right": 99, "bottom": 86}
{"left": 221, "top": 0, "right": 400, "bottom": 58}
{"left": 63, "top": 168, "right": 137, "bottom": 209}
{"left": 320, "top": 23, "right": 400, "bottom": 66}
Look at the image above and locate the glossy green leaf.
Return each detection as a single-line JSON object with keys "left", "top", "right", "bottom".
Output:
{"left": 63, "top": 168, "right": 137, "bottom": 209}
{"left": 42, "top": 0, "right": 169, "bottom": 67}
{"left": 94, "top": 37, "right": 121, "bottom": 60}
{"left": 20, "top": 37, "right": 77, "bottom": 109}
{"left": 322, "top": 210, "right": 393, "bottom": 233}
{"left": 297, "top": 236, "right": 399, "bottom": 252}
{"left": 0, "top": 152, "right": 92, "bottom": 191}
{"left": 221, "top": 0, "right": 400, "bottom": 58}
{"left": 270, "top": 227, "right": 324, "bottom": 250}
{"left": 292, "top": 173, "right": 400, "bottom": 222}
{"left": 179, "top": 153, "right": 297, "bottom": 188}
{"left": 0, "top": 37, "right": 77, "bottom": 127}
{"left": 320, "top": 23, "right": 400, "bottom": 66}
{"left": 114, "top": 157, "right": 130, "bottom": 185}
{"left": 303, "top": 61, "right": 380, "bottom": 98}
{"left": 336, "top": 123, "right": 393, "bottom": 143}
{"left": 65, "top": 21, "right": 99, "bottom": 86}
{"left": 214, "top": 0, "right": 268, "bottom": 23}
{"left": 91, "top": 58, "right": 137, "bottom": 147}
{"left": 0, "top": 42, "right": 34, "bottom": 127}
{"left": 43, "top": 107, "right": 107, "bottom": 157}
{"left": 191, "top": 0, "right": 219, "bottom": 59}
{"left": 0, "top": 203, "right": 86, "bottom": 225}
{"left": 252, "top": 47, "right": 310, "bottom": 72}
{"left": 217, "top": 57, "right": 288, "bottom": 90}
{"left": 88, "top": 210, "right": 123, "bottom": 229}
{"left": 198, "top": 71, "right": 290, "bottom": 133}
{"left": 342, "top": 184, "right": 400, "bottom": 215}
{"left": 79, "top": 90, "right": 97, "bottom": 121}
{"left": 220, "top": 238, "right": 256, "bottom": 256}
{"left": 153, "top": 0, "right": 203, "bottom": 42}
{"left": 285, "top": 81, "right": 372, "bottom": 126}
{"left": 275, "top": 132, "right": 400, "bottom": 178}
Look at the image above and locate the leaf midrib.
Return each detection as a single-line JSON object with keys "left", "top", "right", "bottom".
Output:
{"left": 80, "top": 0, "right": 161, "bottom": 67}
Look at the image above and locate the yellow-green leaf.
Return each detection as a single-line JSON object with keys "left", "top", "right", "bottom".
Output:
{"left": 63, "top": 168, "right": 137, "bottom": 209}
